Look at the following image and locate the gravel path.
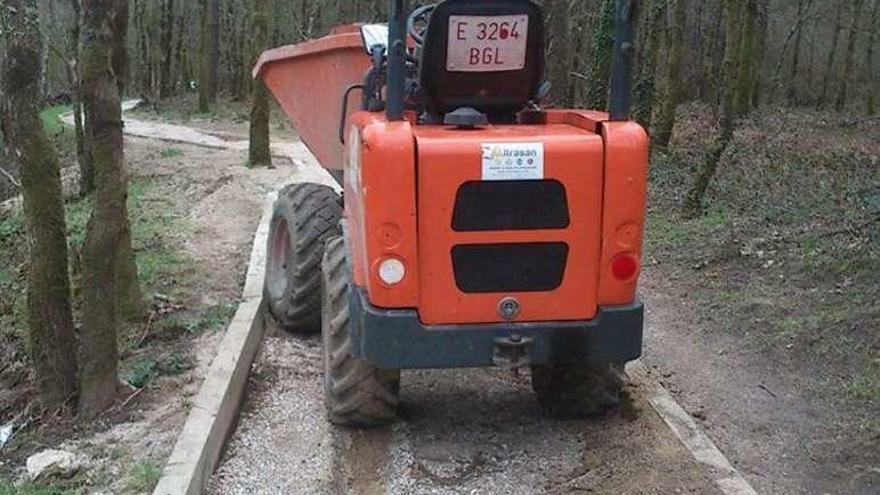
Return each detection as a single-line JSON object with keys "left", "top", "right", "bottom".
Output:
{"left": 207, "top": 323, "right": 720, "bottom": 495}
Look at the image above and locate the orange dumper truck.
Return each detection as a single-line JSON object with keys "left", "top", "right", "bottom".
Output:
{"left": 255, "top": 0, "right": 648, "bottom": 427}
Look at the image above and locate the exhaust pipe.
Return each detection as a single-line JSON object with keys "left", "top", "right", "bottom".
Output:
{"left": 387, "top": 0, "right": 408, "bottom": 121}
{"left": 609, "top": 0, "right": 637, "bottom": 121}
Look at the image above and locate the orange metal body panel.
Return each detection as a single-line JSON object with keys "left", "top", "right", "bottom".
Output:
{"left": 345, "top": 112, "right": 420, "bottom": 308}
{"left": 254, "top": 26, "right": 370, "bottom": 171}
{"left": 342, "top": 110, "right": 649, "bottom": 325}
{"left": 413, "top": 125, "right": 605, "bottom": 325}
{"left": 596, "top": 121, "right": 649, "bottom": 305}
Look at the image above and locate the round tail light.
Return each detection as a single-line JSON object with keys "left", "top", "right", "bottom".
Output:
{"left": 611, "top": 254, "right": 639, "bottom": 281}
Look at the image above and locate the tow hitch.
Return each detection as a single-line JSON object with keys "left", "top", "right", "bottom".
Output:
{"left": 493, "top": 334, "right": 533, "bottom": 369}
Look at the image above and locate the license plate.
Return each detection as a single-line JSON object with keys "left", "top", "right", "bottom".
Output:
{"left": 446, "top": 15, "right": 529, "bottom": 73}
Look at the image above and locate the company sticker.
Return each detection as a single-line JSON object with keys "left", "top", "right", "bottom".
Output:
{"left": 481, "top": 142, "right": 544, "bottom": 181}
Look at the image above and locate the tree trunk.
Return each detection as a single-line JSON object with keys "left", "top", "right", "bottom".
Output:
{"left": 134, "top": 0, "right": 153, "bottom": 101}
{"left": 817, "top": 2, "right": 844, "bottom": 108}
{"left": 109, "top": 0, "right": 129, "bottom": 97}
{"left": 683, "top": 0, "right": 741, "bottom": 218}
{"left": 702, "top": 0, "right": 725, "bottom": 103}
{"left": 835, "top": 0, "right": 864, "bottom": 111}
{"left": 786, "top": 0, "right": 807, "bottom": 105}
{"left": 79, "top": 0, "right": 128, "bottom": 418}
{"left": 632, "top": 0, "right": 666, "bottom": 127}
{"left": 2, "top": 0, "right": 79, "bottom": 413}
{"left": 652, "top": 0, "right": 686, "bottom": 149}
{"left": 70, "top": 0, "right": 94, "bottom": 196}
{"left": 173, "top": 3, "right": 190, "bottom": 90}
{"left": 199, "top": 0, "right": 220, "bottom": 112}
{"left": 249, "top": 0, "right": 273, "bottom": 168}
{"left": 159, "top": 0, "right": 176, "bottom": 99}
{"left": 584, "top": 0, "right": 616, "bottom": 110}
{"left": 109, "top": 0, "right": 143, "bottom": 321}
{"left": 545, "top": 0, "right": 574, "bottom": 107}
{"left": 734, "top": 0, "right": 758, "bottom": 116}
{"left": 868, "top": 0, "right": 880, "bottom": 114}
{"left": 750, "top": 0, "right": 768, "bottom": 108}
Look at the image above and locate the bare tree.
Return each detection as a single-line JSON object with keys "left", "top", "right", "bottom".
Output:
{"left": 584, "top": 0, "right": 616, "bottom": 110}
{"left": 817, "top": 2, "right": 844, "bottom": 108}
{"left": 835, "top": 0, "right": 865, "bottom": 111}
{"left": 684, "top": 0, "right": 742, "bottom": 217}
{"left": 110, "top": 0, "right": 144, "bottom": 321}
{"left": 632, "top": 0, "right": 666, "bottom": 127}
{"left": 159, "top": 0, "right": 176, "bottom": 99}
{"left": 734, "top": 0, "right": 759, "bottom": 115}
{"left": 652, "top": 0, "right": 686, "bottom": 148}
{"left": 2, "top": 0, "right": 79, "bottom": 412}
{"left": 786, "top": 0, "right": 812, "bottom": 105}
{"left": 249, "top": 0, "right": 273, "bottom": 168}
{"left": 868, "top": 0, "right": 880, "bottom": 114}
{"left": 199, "top": 0, "right": 221, "bottom": 112}
{"left": 79, "top": 0, "right": 129, "bottom": 417}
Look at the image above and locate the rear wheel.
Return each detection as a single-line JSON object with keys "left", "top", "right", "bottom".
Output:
{"left": 530, "top": 363, "right": 624, "bottom": 418}
{"left": 321, "top": 236, "right": 400, "bottom": 427}
{"left": 264, "top": 183, "right": 342, "bottom": 334}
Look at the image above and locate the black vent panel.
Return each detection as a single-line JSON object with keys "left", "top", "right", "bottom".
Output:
{"left": 452, "top": 180, "right": 570, "bottom": 232}
{"left": 452, "top": 243, "right": 569, "bottom": 293}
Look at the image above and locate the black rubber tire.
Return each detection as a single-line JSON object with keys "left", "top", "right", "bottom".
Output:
{"left": 321, "top": 236, "right": 400, "bottom": 427}
{"left": 530, "top": 363, "right": 625, "bottom": 419}
{"left": 264, "top": 183, "right": 342, "bottom": 334}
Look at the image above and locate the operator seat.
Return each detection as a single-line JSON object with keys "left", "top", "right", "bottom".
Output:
{"left": 418, "top": 0, "right": 545, "bottom": 122}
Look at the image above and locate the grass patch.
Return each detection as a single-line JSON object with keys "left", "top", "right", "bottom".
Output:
{"left": 0, "top": 471, "right": 78, "bottom": 495}
{"left": 39, "top": 105, "right": 72, "bottom": 137}
{"left": 64, "top": 176, "right": 191, "bottom": 293}
{"left": 159, "top": 147, "right": 183, "bottom": 159}
{"left": 123, "top": 460, "right": 161, "bottom": 493}
{"left": 124, "top": 359, "right": 159, "bottom": 388}
{"left": 845, "top": 367, "right": 880, "bottom": 405}
{"left": 158, "top": 303, "right": 237, "bottom": 336}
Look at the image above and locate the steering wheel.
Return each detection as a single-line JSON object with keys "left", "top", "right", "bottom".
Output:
{"left": 407, "top": 4, "right": 436, "bottom": 46}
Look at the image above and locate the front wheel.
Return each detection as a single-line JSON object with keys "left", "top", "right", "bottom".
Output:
{"left": 321, "top": 236, "right": 400, "bottom": 427}
{"left": 530, "top": 363, "right": 624, "bottom": 419}
{"left": 264, "top": 183, "right": 342, "bottom": 334}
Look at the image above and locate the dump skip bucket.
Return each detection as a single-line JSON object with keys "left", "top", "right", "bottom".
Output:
{"left": 254, "top": 25, "right": 371, "bottom": 171}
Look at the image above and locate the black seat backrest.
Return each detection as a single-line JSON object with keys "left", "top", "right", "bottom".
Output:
{"left": 418, "top": 0, "right": 545, "bottom": 118}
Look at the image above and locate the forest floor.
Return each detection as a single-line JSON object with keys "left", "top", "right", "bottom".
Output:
{"left": 638, "top": 104, "right": 879, "bottom": 494}
{"left": 0, "top": 98, "right": 877, "bottom": 494}
{"left": 0, "top": 98, "right": 300, "bottom": 494}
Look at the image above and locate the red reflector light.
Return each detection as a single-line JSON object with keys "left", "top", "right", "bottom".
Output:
{"left": 611, "top": 254, "right": 639, "bottom": 281}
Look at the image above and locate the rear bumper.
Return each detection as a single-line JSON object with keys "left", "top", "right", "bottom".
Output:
{"left": 348, "top": 288, "right": 643, "bottom": 369}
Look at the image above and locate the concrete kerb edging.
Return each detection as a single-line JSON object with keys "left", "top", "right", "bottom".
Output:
{"left": 152, "top": 191, "right": 276, "bottom": 495}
